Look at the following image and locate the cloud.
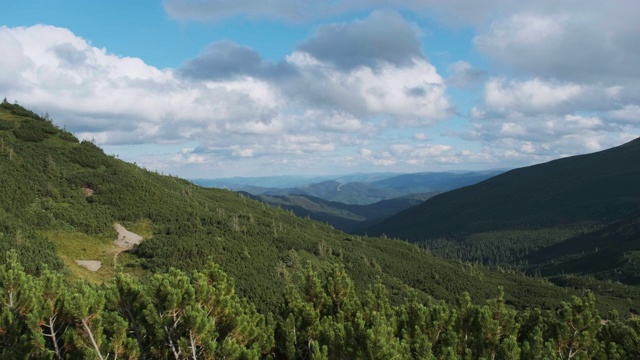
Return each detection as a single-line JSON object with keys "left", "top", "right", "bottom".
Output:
{"left": 0, "top": 25, "right": 283, "bottom": 146}
{"left": 283, "top": 51, "right": 451, "bottom": 124}
{"left": 0, "top": 23, "right": 455, "bottom": 177}
{"left": 0, "top": 39, "right": 29, "bottom": 89}
{"left": 462, "top": 73, "right": 638, "bottom": 165}
{"left": 607, "top": 105, "right": 640, "bottom": 125}
{"left": 297, "top": 10, "right": 424, "bottom": 71}
{"left": 360, "top": 142, "right": 493, "bottom": 168}
{"left": 484, "top": 78, "right": 583, "bottom": 113}
{"left": 474, "top": 6, "right": 640, "bottom": 84}
{"left": 479, "top": 77, "right": 624, "bottom": 118}
{"left": 178, "top": 41, "right": 264, "bottom": 80}
{"left": 177, "top": 41, "right": 296, "bottom": 81}
{"left": 7, "top": 0, "right": 640, "bottom": 178}
{"left": 446, "top": 61, "right": 485, "bottom": 88}
{"left": 174, "top": 11, "right": 452, "bottom": 124}
{"left": 163, "top": 0, "right": 430, "bottom": 23}
{"left": 465, "top": 108, "right": 621, "bottom": 164}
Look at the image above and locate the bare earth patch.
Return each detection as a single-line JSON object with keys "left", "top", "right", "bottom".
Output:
{"left": 81, "top": 186, "right": 94, "bottom": 196}
{"left": 112, "top": 223, "right": 145, "bottom": 269}
{"left": 76, "top": 260, "right": 102, "bottom": 272}
{"left": 114, "top": 223, "right": 143, "bottom": 249}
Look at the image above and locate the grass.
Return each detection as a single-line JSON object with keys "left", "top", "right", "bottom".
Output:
{"left": 43, "top": 229, "right": 115, "bottom": 283}
{"left": 42, "top": 219, "right": 152, "bottom": 284}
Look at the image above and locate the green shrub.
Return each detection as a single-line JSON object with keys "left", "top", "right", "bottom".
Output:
{"left": 59, "top": 130, "right": 79, "bottom": 142}
{"left": 68, "top": 140, "right": 108, "bottom": 168}
{"left": 0, "top": 120, "right": 14, "bottom": 131}
{"left": 13, "top": 119, "right": 48, "bottom": 142}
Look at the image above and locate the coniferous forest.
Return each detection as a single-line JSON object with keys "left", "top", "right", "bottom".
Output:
{"left": 1, "top": 101, "right": 640, "bottom": 358}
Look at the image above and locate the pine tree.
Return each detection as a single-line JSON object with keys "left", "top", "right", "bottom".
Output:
{"left": 551, "top": 292, "right": 602, "bottom": 359}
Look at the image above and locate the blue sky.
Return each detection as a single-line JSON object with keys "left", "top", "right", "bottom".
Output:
{"left": 1, "top": 1, "right": 639, "bottom": 178}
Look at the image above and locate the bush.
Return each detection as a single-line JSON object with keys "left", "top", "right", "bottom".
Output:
{"left": 59, "top": 130, "right": 79, "bottom": 143}
{"left": 13, "top": 119, "right": 48, "bottom": 142}
{"left": 0, "top": 120, "right": 14, "bottom": 131}
{"left": 68, "top": 140, "right": 108, "bottom": 168}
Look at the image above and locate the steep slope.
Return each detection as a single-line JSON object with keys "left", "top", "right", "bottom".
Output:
{"left": 2, "top": 101, "right": 638, "bottom": 315}
{"left": 366, "top": 138, "right": 640, "bottom": 241}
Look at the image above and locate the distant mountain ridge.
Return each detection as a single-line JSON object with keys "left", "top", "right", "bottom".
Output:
{"left": 194, "top": 170, "right": 503, "bottom": 231}
{"left": 191, "top": 172, "right": 400, "bottom": 191}
{"left": 242, "top": 192, "right": 435, "bottom": 232}
{"left": 366, "top": 138, "right": 640, "bottom": 241}
{"left": 194, "top": 170, "right": 503, "bottom": 205}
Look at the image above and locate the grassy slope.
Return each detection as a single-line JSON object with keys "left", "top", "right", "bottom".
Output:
{"left": 1, "top": 102, "right": 637, "bottom": 316}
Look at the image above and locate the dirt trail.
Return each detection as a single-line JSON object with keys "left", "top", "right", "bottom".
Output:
{"left": 112, "top": 223, "right": 144, "bottom": 269}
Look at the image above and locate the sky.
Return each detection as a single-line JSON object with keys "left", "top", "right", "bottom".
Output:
{"left": 1, "top": 1, "right": 639, "bottom": 178}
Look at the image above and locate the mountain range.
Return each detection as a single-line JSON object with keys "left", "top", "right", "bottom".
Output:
{"left": 193, "top": 170, "right": 502, "bottom": 231}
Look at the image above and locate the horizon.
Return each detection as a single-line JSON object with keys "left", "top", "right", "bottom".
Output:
{"left": 1, "top": 1, "right": 639, "bottom": 178}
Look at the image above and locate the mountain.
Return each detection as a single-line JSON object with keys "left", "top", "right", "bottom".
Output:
{"left": 366, "top": 138, "right": 640, "bottom": 241}
{"left": 264, "top": 180, "right": 404, "bottom": 205}
{"left": 364, "top": 138, "right": 640, "bottom": 290}
{"left": 370, "top": 170, "right": 504, "bottom": 195}
{"left": 192, "top": 175, "right": 324, "bottom": 190}
{"left": 5, "top": 100, "right": 628, "bottom": 315}
{"left": 243, "top": 192, "right": 435, "bottom": 232}
{"left": 191, "top": 172, "right": 399, "bottom": 191}
{"left": 195, "top": 171, "right": 503, "bottom": 205}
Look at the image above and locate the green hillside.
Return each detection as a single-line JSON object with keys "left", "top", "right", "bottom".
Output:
{"left": 1, "top": 100, "right": 638, "bottom": 316}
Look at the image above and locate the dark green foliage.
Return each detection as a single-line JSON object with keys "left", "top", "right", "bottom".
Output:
{"left": 0, "top": 252, "right": 273, "bottom": 359}
{"left": 58, "top": 129, "right": 79, "bottom": 143}
{"left": 68, "top": 140, "right": 108, "bottom": 168}
{"left": 12, "top": 118, "right": 51, "bottom": 142}
{"left": 0, "top": 119, "right": 14, "bottom": 131}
